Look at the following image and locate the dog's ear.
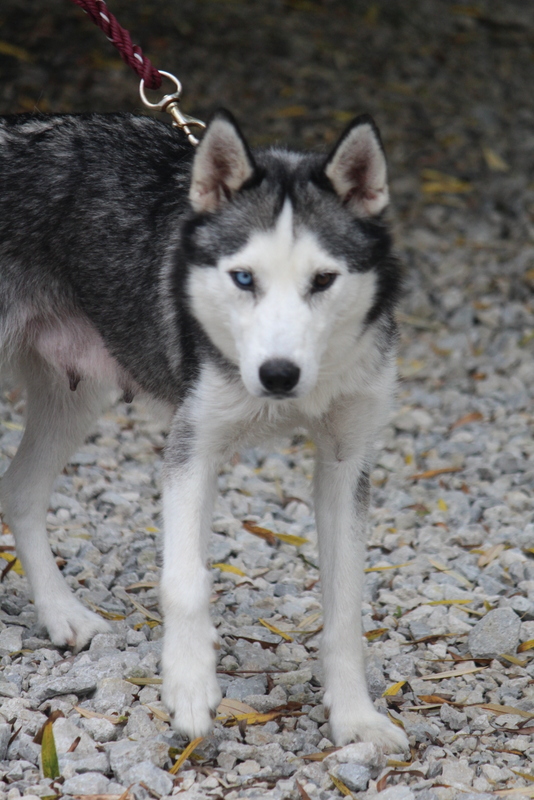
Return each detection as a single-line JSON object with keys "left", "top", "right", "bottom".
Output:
{"left": 324, "top": 114, "right": 389, "bottom": 217}
{"left": 189, "top": 110, "right": 256, "bottom": 213}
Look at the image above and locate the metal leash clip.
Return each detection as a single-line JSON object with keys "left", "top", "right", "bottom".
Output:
{"left": 139, "top": 70, "right": 206, "bottom": 146}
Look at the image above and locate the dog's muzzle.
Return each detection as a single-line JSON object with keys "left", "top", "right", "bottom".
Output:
{"left": 259, "top": 359, "right": 300, "bottom": 396}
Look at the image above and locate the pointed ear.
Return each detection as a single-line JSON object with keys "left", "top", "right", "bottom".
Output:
{"left": 324, "top": 114, "right": 389, "bottom": 217}
{"left": 189, "top": 110, "right": 256, "bottom": 213}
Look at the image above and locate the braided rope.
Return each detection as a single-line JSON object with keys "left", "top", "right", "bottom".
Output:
{"left": 69, "top": 0, "right": 162, "bottom": 89}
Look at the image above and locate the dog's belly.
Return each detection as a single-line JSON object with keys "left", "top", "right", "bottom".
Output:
{"left": 27, "top": 310, "right": 137, "bottom": 398}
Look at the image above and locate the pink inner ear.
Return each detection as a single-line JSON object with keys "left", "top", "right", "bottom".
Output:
{"left": 343, "top": 157, "right": 372, "bottom": 204}
{"left": 211, "top": 146, "right": 233, "bottom": 183}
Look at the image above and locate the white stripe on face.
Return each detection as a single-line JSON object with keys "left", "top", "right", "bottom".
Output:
{"left": 189, "top": 199, "right": 377, "bottom": 399}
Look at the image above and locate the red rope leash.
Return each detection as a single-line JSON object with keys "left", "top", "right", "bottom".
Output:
{"left": 69, "top": 0, "right": 162, "bottom": 89}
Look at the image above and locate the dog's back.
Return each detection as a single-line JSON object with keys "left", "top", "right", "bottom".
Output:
{"left": 0, "top": 114, "right": 193, "bottom": 400}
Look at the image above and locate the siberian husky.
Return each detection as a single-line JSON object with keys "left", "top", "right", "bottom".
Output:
{"left": 0, "top": 109, "right": 407, "bottom": 751}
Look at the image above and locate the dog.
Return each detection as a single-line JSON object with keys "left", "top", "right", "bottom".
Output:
{"left": 0, "top": 108, "right": 407, "bottom": 751}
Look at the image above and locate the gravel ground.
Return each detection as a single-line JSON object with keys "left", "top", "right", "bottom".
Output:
{"left": 2, "top": 1, "right": 534, "bottom": 798}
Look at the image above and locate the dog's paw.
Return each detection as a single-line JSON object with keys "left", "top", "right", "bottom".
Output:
{"left": 161, "top": 625, "right": 222, "bottom": 740}
{"left": 162, "top": 670, "right": 222, "bottom": 739}
{"left": 38, "top": 597, "right": 111, "bottom": 651}
{"left": 327, "top": 702, "right": 409, "bottom": 752}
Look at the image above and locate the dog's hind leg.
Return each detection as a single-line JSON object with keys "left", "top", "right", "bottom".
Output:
{"left": 0, "top": 352, "right": 112, "bottom": 650}
{"left": 312, "top": 393, "right": 409, "bottom": 752}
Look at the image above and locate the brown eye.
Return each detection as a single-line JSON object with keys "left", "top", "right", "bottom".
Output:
{"left": 312, "top": 272, "right": 337, "bottom": 293}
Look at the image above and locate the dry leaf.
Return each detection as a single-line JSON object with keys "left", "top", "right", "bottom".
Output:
{"left": 74, "top": 706, "right": 126, "bottom": 725}
{"left": 411, "top": 466, "right": 462, "bottom": 480}
{"left": 364, "top": 627, "right": 388, "bottom": 641}
{"left": 242, "top": 521, "right": 277, "bottom": 545}
{"left": 427, "top": 599, "right": 472, "bottom": 606}
{"left": 125, "top": 581, "right": 158, "bottom": 590}
{"left": 329, "top": 773, "right": 353, "bottom": 797}
{"left": 145, "top": 704, "right": 169, "bottom": 722}
{"left": 273, "top": 105, "right": 308, "bottom": 118}
{"left": 427, "top": 558, "right": 473, "bottom": 588}
{"left": 2, "top": 421, "right": 23, "bottom": 431}
{"left": 133, "top": 619, "right": 160, "bottom": 630}
{"left": 217, "top": 698, "right": 257, "bottom": 717}
{"left": 483, "top": 147, "right": 509, "bottom": 172}
{"left": 417, "top": 695, "right": 449, "bottom": 704}
{"left": 477, "top": 543, "right": 506, "bottom": 568}
{"left": 512, "top": 771, "right": 534, "bottom": 783}
{"left": 34, "top": 710, "right": 64, "bottom": 745}
{"left": 222, "top": 709, "right": 288, "bottom": 725}
{"left": 123, "top": 595, "right": 162, "bottom": 624}
{"left": 41, "top": 718, "right": 60, "bottom": 779}
{"left": 296, "top": 780, "right": 313, "bottom": 800}
{"left": 242, "top": 522, "right": 308, "bottom": 547}
{"left": 70, "top": 795, "right": 133, "bottom": 800}
{"left": 420, "top": 665, "right": 487, "bottom": 680}
{"left": 0, "top": 553, "right": 24, "bottom": 575}
{"left": 259, "top": 618, "right": 293, "bottom": 642}
{"left": 364, "top": 562, "right": 412, "bottom": 573}
{"left": 67, "top": 735, "right": 81, "bottom": 753}
{"left": 296, "top": 611, "right": 322, "bottom": 630}
{"left": 85, "top": 601, "right": 125, "bottom": 621}
{"left": 518, "top": 639, "right": 534, "bottom": 653}
{"left": 302, "top": 747, "right": 340, "bottom": 762}
{"left": 387, "top": 711, "right": 406, "bottom": 729}
{"left": 475, "top": 703, "right": 534, "bottom": 719}
{"left": 383, "top": 681, "right": 406, "bottom": 697}
{"left": 273, "top": 532, "right": 309, "bottom": 546}
{"left": 376, "top": 772, "right": 389, "bottom": 792}
{"left": 421, "top": 169, "right": 472, "bottom": 194}
{"left": 450, "top": 411, "right": 484, "bottom": 429}
{"left": 500, "top": 654, "right": 528, "bottom": 667}
{"left": 169, "top": 737, "right": 204, "bottom": 775}
{"left": 212, "top": 562, "right": 246, "bottom": 577}
{"left": 125, "top": 676, "right": 162, "bottom": 686}
{"left": 0, "top": 42, "right": 33, "bottom": 62}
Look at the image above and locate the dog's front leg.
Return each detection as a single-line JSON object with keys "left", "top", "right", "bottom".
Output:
{"left": 313, "top": 401, "right": 409, "bottom": 752}
{"left": 160, "top": 413, "right": 222, "bottom": 739}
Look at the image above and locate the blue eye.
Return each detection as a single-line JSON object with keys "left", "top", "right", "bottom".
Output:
{"left": 231, "top": 270, "right": 254, "bottom": 290}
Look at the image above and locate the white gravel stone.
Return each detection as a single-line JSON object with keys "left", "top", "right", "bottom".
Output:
{"left": 92, "top": 677, "right": 136, "bottom": 714}
{"left": 122, "top": 760, "right": 173, "bottom": 796}
{"left": 0, "top": 627, "right": 23, "bottom": 657}
{"left": 0, "top": 723, "right": 11, "bottom": 760}
{"left": 440, "top": 703, "right": 468, "bottom": 731}
{"left": 468, "top": 608, "right": 522, "bottom": 658}
{"left": 62, "top": 771, "right": 111, "bottom": 795}
{"left": 106, "top": 738, "right": 169, "bottom": 783}
{"left": 236, "top": 759, "right": 261, "bottom": 775}
{"left": 376, "top": 787, "right": 415, "bottom": 800}
{"left": 334, "top": 763, "right": 371, "bottom": 791}
{"left": 324, "top": 742, "right": 385, "bottom": 769}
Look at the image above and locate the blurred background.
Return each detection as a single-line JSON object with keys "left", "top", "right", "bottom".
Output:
{"left": 1, "top": 0, "right": 534, "bottom": 359}
{"left": 1, "top": 0, "right": 533, "bottom": 233}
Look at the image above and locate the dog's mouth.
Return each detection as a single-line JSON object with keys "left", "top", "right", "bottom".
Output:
{"left": 261, "top": 390, "right": 299, "bottom": 400}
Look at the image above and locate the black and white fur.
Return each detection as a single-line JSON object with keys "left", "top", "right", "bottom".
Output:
{"left": 0, "top": 109, "right": 407, "bottom": 751}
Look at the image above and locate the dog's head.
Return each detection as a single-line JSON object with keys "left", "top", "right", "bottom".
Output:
{"left": 183, "top": 110, "right": 399, "bottom": 400}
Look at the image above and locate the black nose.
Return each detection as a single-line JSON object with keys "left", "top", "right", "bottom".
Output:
{"left": 259, "top": 359, "right": 300, "bottom": 395}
